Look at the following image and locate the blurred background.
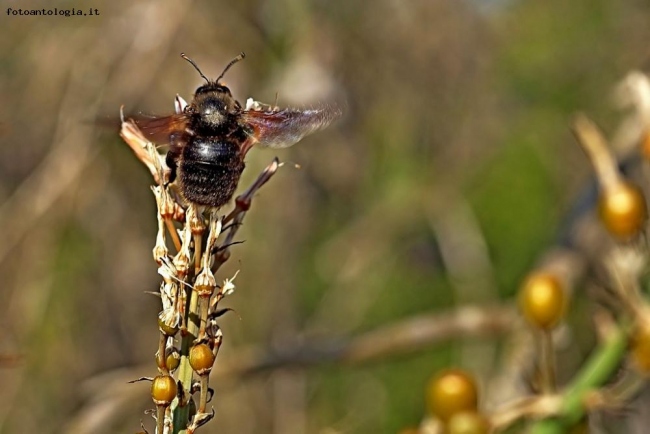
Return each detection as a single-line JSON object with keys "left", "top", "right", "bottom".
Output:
{"left": 1, "top": 0, "right": 650, "bottom": 433}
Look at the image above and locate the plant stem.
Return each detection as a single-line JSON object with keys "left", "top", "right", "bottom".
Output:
{"left": 539, "top": 330, "right": 556, "bottom": 394}
{"left": 530, "top": 324, "right": 627, "bottom": 433}
{"left": 172, "top": 286, "right": 200, "bottom": 434}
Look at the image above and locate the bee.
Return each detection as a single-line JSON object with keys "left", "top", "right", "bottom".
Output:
{"left": 132, "top": 52, "right": 341, "bottom": 208}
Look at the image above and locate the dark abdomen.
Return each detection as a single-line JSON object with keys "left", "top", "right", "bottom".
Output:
{"left": 179, "top": 137, "right": 245, "bottom": 207}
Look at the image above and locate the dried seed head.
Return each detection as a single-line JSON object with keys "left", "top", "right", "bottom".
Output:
{"left": 157, "top": 187, "right": 177, "bottom": 221}
{"left": 189, "top": 208, "right": 206, "bottom": 235}
{"left": 173, "top": 248, "right": 191, "bottom": 278}
{"left": 220, "top": 270, "right": 239, "bottom": 297}
{"left": 195, "top": 268, "right": 217, "bottom": 297}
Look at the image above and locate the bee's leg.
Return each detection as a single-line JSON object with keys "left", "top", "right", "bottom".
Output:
{"left": 166, "top": 133, "right": 184, "bottom": 184}
{"left": 165, "top": 152, "right": 178, "bottom": 184}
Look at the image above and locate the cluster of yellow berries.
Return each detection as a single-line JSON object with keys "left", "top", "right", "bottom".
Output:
{"left": 149, "top": 342, "right": 216, "bottom": 407}
{"left": 406, "top": 124, "right": 650, "bottom": 432}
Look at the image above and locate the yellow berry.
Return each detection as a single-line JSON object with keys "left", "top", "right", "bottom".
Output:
{"left": 158, "top": 317, "right": 179, "bottom": 337}
{"left": 189, "top": 343, "right": 215, "bottom": 375}
{"left": 166, "top": 349, "right": 180, "bottom": 371}
{"left": 447, "top": 411, "right": 490, "bottom": 434}
{"left": 426, "top": 369, "right": 478, "bottom": 423}
{"left": 519, "top": 272, "right": 566, "bottom": 330}
{"left": 151, "top": 375, "right": 177, "bottom": 406}
{"left": 598, "top": 182, "right": 647, "bottom": 239}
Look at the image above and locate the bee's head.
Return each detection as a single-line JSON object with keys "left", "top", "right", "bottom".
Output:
{"left": 181, "top": 52, "right": 245, "bottom": 130}
{"left": 192, "top": 85, "right": 237, "bottom": 129}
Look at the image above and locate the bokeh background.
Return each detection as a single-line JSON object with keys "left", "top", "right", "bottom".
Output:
{"left": 1, "top": 0, "right": 650, "bottom": 433}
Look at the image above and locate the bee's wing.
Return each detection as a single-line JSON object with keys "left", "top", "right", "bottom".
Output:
{"left": 131, "top": 113, "right": 192, "bottom": 144}
{"left": 239, "top": 105, "right": 341, "bottom": 154}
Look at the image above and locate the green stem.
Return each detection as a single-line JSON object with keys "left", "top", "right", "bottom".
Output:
{"left": 530, "top": 325, "right": 627, "bottom": 433}
{"left": 172, "top": 287, "right": 200, "bottom": 434}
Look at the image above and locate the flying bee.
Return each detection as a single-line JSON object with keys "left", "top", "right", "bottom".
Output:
{"left": 130, "top": 52, "right": 341, "bottom": 208}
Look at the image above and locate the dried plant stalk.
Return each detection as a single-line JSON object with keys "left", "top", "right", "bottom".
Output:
{"left": 120, "top": 116, "right": 280, "bottom": 434}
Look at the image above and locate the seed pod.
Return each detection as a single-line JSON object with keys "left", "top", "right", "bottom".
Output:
{"left": 598, "top": 181, "right": 647, "bottom": 240}
{"left": 519, "top": 272, "right": 566, "bottom": 330}
{"left": 166, "top": 348, "right": 181, "bottom": 372}
{"left": 426, "top": 369, "right": 478, "bottom": 423}
{"left": 189, "top": 343, "right": 215, "bottom": 375}
{"left": 151, "top": 375, "right": 177, "bottom": 406}
{"left": 158, "top": 317, "right": 179, "bottom": 337}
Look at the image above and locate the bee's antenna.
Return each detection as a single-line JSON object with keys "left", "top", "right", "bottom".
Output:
{"left": 180, "top": 52, "right": 210, "bottom": 84}
{"left": 216, "top": 52, "right": 246, "bottom": 83}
